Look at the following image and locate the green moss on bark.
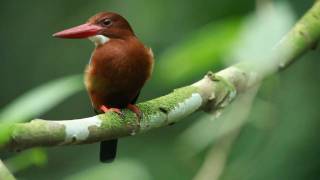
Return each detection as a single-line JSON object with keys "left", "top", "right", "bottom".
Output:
{"left": 139, "top": 86, "right": 199, "bottom": 114}
{"left": 94, "top": 86, "right": 200, "bottom": 137}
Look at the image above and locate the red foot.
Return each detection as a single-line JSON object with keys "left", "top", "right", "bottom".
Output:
{"left": 127, "top": 104, "right": 142, "bottom": 119}
{"left": 99, "top": 105, "right": 123, "bottom": 116}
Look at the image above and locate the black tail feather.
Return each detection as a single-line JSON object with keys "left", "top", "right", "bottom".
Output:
{"left": 94, "top": 109, "right": 118, "bottom": 163}
{"left": 100, "top": 139, "right": 118, "bottom": 163}
{"left": 95, "top": 91, "right": 140, "bottom": 163}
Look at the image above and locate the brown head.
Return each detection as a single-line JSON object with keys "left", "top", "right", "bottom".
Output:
{"left": 53, "top": 12, "right": 135, "bottom": 45}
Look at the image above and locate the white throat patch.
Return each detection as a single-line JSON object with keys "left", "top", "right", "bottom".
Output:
{"left": 88, "top": 35, "right": 110, "bottom": 46}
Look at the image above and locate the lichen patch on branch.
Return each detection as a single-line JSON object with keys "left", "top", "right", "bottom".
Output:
{"left": 138, "top": 86, "right": 201, "bottom": 131}
{"left": 56, "top": 116, "right": 102, "bottom": 143}
{"left": 168, "top": 93, "right": 202, "bottom": 121}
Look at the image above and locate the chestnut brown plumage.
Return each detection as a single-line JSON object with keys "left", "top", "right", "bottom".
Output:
{"left": 53, "top": 12, "right": 154, "bottom": 162}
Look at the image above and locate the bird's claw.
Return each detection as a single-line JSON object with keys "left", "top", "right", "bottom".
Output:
{"left": 99, "top": 104, "right": 142, "bottom": 120}
{"left": 127, "top": 104, "right": 142, "bottom": 120}
{"left": 99, "top": 105, "right": 124, "bottom": 117}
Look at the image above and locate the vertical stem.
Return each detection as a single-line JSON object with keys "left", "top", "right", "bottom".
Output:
{"left": 0, "top": 160, "right": 16, "bottom": 180}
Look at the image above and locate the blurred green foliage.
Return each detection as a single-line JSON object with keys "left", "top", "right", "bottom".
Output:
{"left": 0, "top": 75, "right": 83, "bottom": 123}
{"left": 66, "top": 159, "right": 152, "bottom": 180}
{"left": 156, "top": 18, "right": 242, "bottom": 87}
{"left": 5, "top": 148, "right": 47, "bottom": 173}
{"left": 0, "top": 0, "right": 319, "bottom": 180}
{"left": 230, "top": 2, "right": 295, "bottom": 63}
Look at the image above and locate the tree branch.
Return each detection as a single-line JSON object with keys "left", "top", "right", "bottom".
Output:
{"left": 1, "top": 1, "right": 320, "bottom": 151}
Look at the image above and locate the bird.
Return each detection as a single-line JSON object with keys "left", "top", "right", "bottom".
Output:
{"left": 53, "top": 12, "right": 154, "bottom": 163}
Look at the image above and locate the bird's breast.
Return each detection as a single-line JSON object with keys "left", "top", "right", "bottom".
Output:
{"left": 84, "top": 39, "right": 153, "bottom": 108}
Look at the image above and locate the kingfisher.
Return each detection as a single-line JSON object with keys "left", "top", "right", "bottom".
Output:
{"left": 53, "top": 12, "right": 154, "bottom": 162}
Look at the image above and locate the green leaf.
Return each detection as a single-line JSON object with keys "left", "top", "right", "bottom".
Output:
{"left": 5, "top": 148, "right": 47, "bottom": 173}
{"left": 0, "top": 74, "right": 84, "bottom": 123}
{"left": 229, "top": 2, "right": 296, "bottom": 64}
{"left": 156, "top": 18, "right": 243, "bottom": 86}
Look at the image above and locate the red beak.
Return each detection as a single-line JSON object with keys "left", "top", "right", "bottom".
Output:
{"left": 53, "top": 23, "right": 103, "bottom": 39}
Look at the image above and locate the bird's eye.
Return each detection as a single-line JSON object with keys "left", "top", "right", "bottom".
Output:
{"left": 102, "top": 19, "right": 112, "bottom": 27}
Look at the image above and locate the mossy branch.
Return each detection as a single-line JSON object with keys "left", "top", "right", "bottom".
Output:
{"left": 1, "top": 1, "right": 320, "bottom": 152}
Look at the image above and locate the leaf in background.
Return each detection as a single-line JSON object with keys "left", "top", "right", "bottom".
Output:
{"left": 65, "top": 159, "right": 152, "bottom": 180}
{"left": 228, "top": 2, "right": 296, "bottom": 64}
{"left": 156, "top": 18, "right": 243, "bottom": 86}
{"left": 5, "top": 148, "right": 47, "bottom": 173}
{"left": 0, "top": 74, "right": 84, "bottom": 123}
